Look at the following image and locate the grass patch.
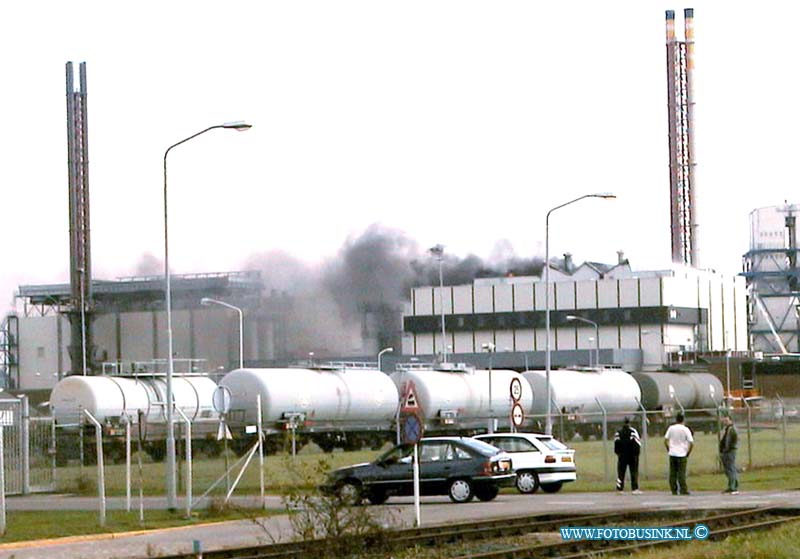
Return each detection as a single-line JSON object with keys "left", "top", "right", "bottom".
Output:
{"left": 0, "top": 507, "right": 280, "bottom": 544}
{"left": 49, "top": 426, "right": 800, "bottom": 497}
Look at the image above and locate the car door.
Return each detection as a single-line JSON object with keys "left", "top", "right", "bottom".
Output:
{"left": 371, "top": 445, "right": 414, "bottom": 495}
{"left": 417, "top": 441, "right": 452, "bottom": 495}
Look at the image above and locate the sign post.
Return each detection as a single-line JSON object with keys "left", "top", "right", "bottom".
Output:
{"left": 399, "top": 381, "right": 424, "bottom": 527}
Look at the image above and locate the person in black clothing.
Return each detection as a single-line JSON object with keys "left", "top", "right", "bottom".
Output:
{"left": 614, "top": 417, "right": 642, "bottom": 494}
{"left": 719, "top": 414, "right": 739, "bottom": 494}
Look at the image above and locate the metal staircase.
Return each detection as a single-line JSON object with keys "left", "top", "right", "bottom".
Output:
{"left": 0, "top": 314, "right": 19, "bottom": 389}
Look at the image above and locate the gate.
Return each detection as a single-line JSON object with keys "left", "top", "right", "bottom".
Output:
{"left": 0, "top": 397, "right": 55, "bottom": 494}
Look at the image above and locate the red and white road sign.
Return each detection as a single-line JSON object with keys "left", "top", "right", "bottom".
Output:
{"left": 511, "top": 402, "right": 525, "bottom": 427}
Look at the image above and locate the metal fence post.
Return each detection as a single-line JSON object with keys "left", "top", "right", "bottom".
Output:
{"left": 776, "top": 395, "right": 787, "bottom": 466}
{"left": 595, "top": 399, "right": 609, "bottom": 482}
{"left": 82, "top": 410, "right": 106, "bottom": 527}
{"left": 0, "top": 423, "right": 6, "bottom": 536}
{"left": 50, "top": 417, "right": 57, "bottom": 491}
{"left": 125, "top": 414, "right": 132, "bottom": 512}
{"left": 257, "top": 395, "right": 265, "bottom": 510}
{"left": 174, "top": 406, "right": 193, "bottom": 518}
{"left": 21, "top": 395, "right": 29, "bottom": 495}
{"left": 741, "top": 397, "right": 752, "bottom": 470}
{"left": 635, "top": 399, "right": 648, "bottom": 480}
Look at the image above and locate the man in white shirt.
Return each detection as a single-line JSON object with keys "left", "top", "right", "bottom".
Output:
{"left": 664, "top": 412, "right": 694, "bottom": 495}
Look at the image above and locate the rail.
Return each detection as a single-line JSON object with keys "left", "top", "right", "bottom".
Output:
{"left": 156, "top": 507, "right": 800, "bottom": 559}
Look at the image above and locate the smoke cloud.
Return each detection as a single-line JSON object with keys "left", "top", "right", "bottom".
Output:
{"left": 244, "top": 225, "right": 544, "bottom": 358}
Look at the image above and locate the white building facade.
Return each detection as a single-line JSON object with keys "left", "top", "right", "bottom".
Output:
{"left": 403, "top": 265, "right": 747, "bottom": 371}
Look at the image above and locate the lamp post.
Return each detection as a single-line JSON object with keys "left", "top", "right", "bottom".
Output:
{"left": 201, "top": 298, "right": 244, "bottom": 370}
{"left": 545, "top": 193, "right": 615, "bottom": 435}
{"left": 163, "top": 120, "right": 251, "bottom": 510}
{"left": 481, "top": 342, "right": 496, "bottom": 433}
{"left": 377, "top": 347, "right": 394, "bottom": 372}
{"left": 429, "top": 245, "right": 447, "bottom": 363}
{"left": 566, "top": 315, "right": 600, "bottom": 368}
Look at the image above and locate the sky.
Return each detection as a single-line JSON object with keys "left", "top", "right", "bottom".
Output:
{"left": 2, "top": 1, "right": 799, "bottom": 313}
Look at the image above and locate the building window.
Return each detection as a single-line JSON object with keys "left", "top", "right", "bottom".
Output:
{"left": 37, "top": 347, "right": 45, "bottom": 359}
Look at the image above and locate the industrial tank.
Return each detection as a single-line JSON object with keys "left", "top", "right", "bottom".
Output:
{"left": 389, "top": 367, "right": 533, "bottom": 425}
{"left": 522, "top": 369, "right": 641, "bottom": 416}
{"left": 632, "top": 372, "right": 696, "bottom": 410}
{"left": 219, "top": 368, "right": 399, "bottom": 426}
{"left": 50, "top": 374, "right": 219, "bottom": 425}
{"left": 687, "top": 373, "right": 724, "bottom": 409}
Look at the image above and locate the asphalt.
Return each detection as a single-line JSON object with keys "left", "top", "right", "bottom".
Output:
{"left": 2, "top": 489, "right": 799, "bottom": 559}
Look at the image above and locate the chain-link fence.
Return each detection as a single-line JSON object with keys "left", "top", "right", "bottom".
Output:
{"left": 523, "top": 397, "right": 800, "bottom": 482}
{"left": 0, "top": 397, "right": 55, "bottom": 494}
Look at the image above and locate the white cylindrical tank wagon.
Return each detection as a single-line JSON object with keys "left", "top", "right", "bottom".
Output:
{"left": 522, "top": 368, "right": 642, "bottom": 417}
{"left": 220, "top": 367, "right": 399, "bottom": 432}
{"left": 389, "top": 366, "right": 534, "bottom": 430}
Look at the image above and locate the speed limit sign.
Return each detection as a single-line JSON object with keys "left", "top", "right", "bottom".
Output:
{"left": 510, "top": 378, "right": 523, "bottom": 402}
{"left": 511, "top": 403, "right": 525, "bottom": 428}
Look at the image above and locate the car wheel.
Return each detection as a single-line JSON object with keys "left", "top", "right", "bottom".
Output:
{"left": 475, "top": 485, "right": 499, "bottom": 502}
{"left": 337, "top": 481, "right": 363, "bottom": 505}
{"left": 367, "top": 488, "right": 389, "bottom": 505}
{"left": 448, "top": 479, "right": 474, "bottom": 503}
{"left": 540, "top": 481, "right": 563, "bottom": 493}
{"left": 516, "top": 471, "right": 540, "bottom": 494}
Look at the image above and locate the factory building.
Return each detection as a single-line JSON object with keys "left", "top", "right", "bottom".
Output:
{"left": 743, "top": 204, "right": 800, "bottom": 354}
{"left": 402, "top": 257, "right": 747, "bottom": 372}
{"left": 1, "top": 271, "right": 293, "bottom": 390}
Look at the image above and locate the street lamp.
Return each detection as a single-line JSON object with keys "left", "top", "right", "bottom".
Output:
{"left": 481, "top": 342, "right": 496, "bottom": 433}
{"left": 163, "top": 120, "right": 251, "bottom": 510}
{"left": 429, "top": 245, "right": 447, "bottom": 363}
{"left": 377, "top": 347, "right": 394, "bottom": 371}
{"left": 566, "top": 315, "right": 600, "bottom": 368}
{"left": 200, "top": 298, "right": 244, "bottom": 370}
{"left": 545, "top": 193, "right": 615, "bottom": 435}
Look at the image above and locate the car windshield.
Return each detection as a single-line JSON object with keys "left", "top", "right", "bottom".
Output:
{"left": 376, "top": 444, "right": 413, "bottom": 463}
{"left": 537, "top": 436, "right": 569, "bottom": 450}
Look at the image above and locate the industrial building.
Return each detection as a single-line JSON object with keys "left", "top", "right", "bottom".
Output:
{"left": 1, "top": 272, "right": 292, "bottom": 390}
{"left": 402, "top": 256, "right": 747, "bottom": 372}
{"left": 743, "top": 203, "right": 800, "bottom": 354}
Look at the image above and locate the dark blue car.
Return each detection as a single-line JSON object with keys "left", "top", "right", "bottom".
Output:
{"left": 323, "top": 437, "right": 515, "bottom": 504}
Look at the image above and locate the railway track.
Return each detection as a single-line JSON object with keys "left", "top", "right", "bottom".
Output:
{"left": 161, "top": 506, "right": 800, "bottom": 559}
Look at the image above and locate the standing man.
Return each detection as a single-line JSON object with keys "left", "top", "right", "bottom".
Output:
{"left": 719, "top": 414, "right": 739, "bottom": 494}
{"left": 664, "top": 412, "right": 694, "bottom": 495}
{"left": 614, "top": 417, "right": 642, "bottom": 494}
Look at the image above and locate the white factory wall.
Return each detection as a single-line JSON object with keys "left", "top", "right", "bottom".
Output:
{"left": 405, "top": 268, "right": 748, "bottom": 370}
{"left": 16, "top": 307, "right": 262, "bottom": 390}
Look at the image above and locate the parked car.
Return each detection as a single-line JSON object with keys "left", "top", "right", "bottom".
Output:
{"left": 474, "top": 433, "right": 576, "bottom": 494}
{"left": 322, "top": 437, "right": 515, "bottom": 504}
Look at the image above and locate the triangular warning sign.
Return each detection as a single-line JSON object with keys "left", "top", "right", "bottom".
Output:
{"left": 217, "top": 422, "right": 233, "bottom": 441}
{"left": 402, "top": 381, "right": 420, "bottom": 411}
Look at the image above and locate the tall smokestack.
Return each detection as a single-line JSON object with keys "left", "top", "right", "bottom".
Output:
{"left": 665, "top": 9, "right": 698, "bottom": 268}
{"left": 66, "top": 61, "right": 94, "bottom": 375}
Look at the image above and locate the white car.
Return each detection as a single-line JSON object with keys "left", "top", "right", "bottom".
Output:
{"left": 474, "top": 433, "right": 576, "bottom": 494}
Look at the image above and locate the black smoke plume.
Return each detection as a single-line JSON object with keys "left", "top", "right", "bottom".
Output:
{"left": 245, "top": 225, "right": 543, "bottom": 358}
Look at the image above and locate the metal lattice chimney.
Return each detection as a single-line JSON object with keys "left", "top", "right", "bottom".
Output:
{"left": 665, "top": 9, "right": 699, "bottom": 267}
{"left": 66, "top": 61, "right": 94, "bottom": 375}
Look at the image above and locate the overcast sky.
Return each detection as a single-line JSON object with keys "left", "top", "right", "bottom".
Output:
{"left": 2, "top": 1, "right": 797, "bottom": 312}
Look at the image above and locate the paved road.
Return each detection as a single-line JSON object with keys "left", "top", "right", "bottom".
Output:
{"left": 2, "top": 490, "right": 799, "bottom": 559}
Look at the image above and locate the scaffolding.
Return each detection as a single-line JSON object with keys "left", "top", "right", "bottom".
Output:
{"left": 742, "top": 204, "right": 800, "bottom": 353}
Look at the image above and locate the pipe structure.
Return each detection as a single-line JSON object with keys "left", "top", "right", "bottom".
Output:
{"left": 665, "top": 9, "right": 698, "bottom": 267}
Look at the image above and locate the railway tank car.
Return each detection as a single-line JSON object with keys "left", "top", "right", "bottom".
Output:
{"left": 50, "top": 373, "right": 220, "bottom": 462}
{"left": 522, "top": 368, "right": 642, "bottom": 439}
{"left": 632, "top": 371, "right": 724, "bottom": 433}
{"left": 220, "top": 365, "right": 399, "bottom": 452}
{"left": 389, "top": 365, "right": 534, "bottom": 432}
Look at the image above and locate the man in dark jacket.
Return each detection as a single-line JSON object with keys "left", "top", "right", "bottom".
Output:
{"left": 719, "top": 414, "right": 739, "bottom": 494}
{"left": 614, "top": 417, "right": 642, "bottom": 494}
